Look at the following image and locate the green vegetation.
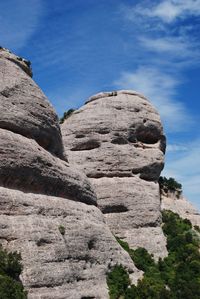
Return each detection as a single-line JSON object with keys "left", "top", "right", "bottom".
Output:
{"left": 59, "top": 108, "right": 75, "bottom": 124}
{"left": 159, "top": 176, "right": 182, "bottom": 194}
{"left": 107, "top": 265, "right": 130, "bottom": 299}
{"left": 107, "top": 211, "right": 200, "bottom": 299}
{"left": 0, "top": 245, "right": 27, "bottom": 299}
{"left": 58, "top": 225, "right": 65, "bottom": 235}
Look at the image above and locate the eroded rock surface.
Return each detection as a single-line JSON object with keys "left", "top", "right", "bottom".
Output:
{"left": 0, "top": 187, "right": 141, "bottom": 299}
{"left": 62, "top": 90, "right": 168, "bottom": 258}
{"left": 0, "top": 48, "right": 64, "bottom": 158}
{"left": 0, "top": 51, "right": 141, "bottom": 298}
{"left": 0, "top": 128, "right": 95, "bottom": 205}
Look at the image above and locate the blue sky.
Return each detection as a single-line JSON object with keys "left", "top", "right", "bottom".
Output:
{"left": 1, "top": 0, "right": 200, "bottom": 209}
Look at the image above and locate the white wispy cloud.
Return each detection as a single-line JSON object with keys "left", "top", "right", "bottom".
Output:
{"left": 120, "top": 0, "right": 200, "bottom": 65}
{"left": 146, "top": 0, "right": 200, "bottom": 23}
{"left": 139, "top": 36, "right": 199, "bottom": 61}
{"left": 0, "top": 0, "right": 43, "bottom": 50}
{"left": 114, "top": 66, "right": 192, "bottom": 132}
{"left": 124, "top": 0, "right": 200, "bottom": 24}
{"left": 118, "top": 0, "right": 200, "bottom": 210}
{"left": 116, "top": 0, "right": 199, "bottom": 132}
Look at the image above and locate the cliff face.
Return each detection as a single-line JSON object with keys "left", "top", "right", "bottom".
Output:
{"left": 61, "top": 91, "right": 168, "bottom": 258}
{"left": 0, "top": 49, "right": 141, "bottom": 299}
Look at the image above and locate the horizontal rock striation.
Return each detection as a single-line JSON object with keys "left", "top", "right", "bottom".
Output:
{"left": 0, "top": 128, "right": 95, "bottom": 205}
{"left": 0, "top": 187, "right": 141, "bottom": 299}
{"left": 0, "top": 50, "right": 141, "bottom": 298}
{"left": 0, "top": 48, "right": 64, "bottom": 158}
{"left": 62, "top": 91, "right": 168, "bottom": 258}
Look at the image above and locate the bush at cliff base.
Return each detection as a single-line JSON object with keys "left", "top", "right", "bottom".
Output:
{"left": 0, "top": 246, "right": 27, "bottom": 299}
{"left": 107, "top": 210, "right": 200, "bottom": 299}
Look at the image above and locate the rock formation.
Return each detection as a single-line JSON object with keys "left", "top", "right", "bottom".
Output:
{"left": 0, "top": 48, "right": 141, "bottom": 299}
{"left": 61, "top": 91, "right": 168, "bottom": 258}
{"left": 0, "top": 48, "right": 63, "bottom": 158}
{"left": 1, "top": 47, "right": 199, "bottom": 298}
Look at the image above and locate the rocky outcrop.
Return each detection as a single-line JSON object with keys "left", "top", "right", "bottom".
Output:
{"left": 0, "top": 50, "right": 141, "bottom": 298}
{"left": 161, "top": 192, "right": 200, "bottom": 227}
{"left": 0, "top": 47, "right": 64, "bottom": 158}
{"left": 3, "top": 48, "right": 198, "bottom": 298}
{"left": 61, "top": 90, "right": 168, "bottom": 258}
{"left": 1, "top": 187, "right": 142, "bottom": 299}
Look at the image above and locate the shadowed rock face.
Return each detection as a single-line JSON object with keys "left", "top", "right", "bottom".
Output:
{"left": 0, "top": 51, "right": 141, "bottom": 298}
{"left": 0, "top": 128, "right": 96, "bottom": 205}
{"left": 62, "top": 90, "right": 168, "bottom": 258}
{"left": 0, "top": 48, "right": 63, "bottom": 158}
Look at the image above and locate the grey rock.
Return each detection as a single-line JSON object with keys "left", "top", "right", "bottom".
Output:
{"left": 62, "top": 90, "right": 168, "bottom": 258}
{"left": 0, "top": 187, "right": 142, "bottom": 299}
{"left": 0, "top": 128, "right": 96, "bottom": 206}
{"left": 0, "top": 48, "right": 64, "bottom": 158}
{"left": 90, "top": 177, "right": 167, "bottom": 258}
{"left": 62, "top": 91, "right": 165, "bottom": 179}
{"left": 0, "top": 51, "right": 143, "bottom": 298}
{"left": 0, "top": 47, "right": 32, "bottom": 77}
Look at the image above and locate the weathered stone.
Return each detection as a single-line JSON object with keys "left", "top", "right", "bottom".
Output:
{"left": 0, "top": 187, "right": 142, "bottom": 299}
{"left": 0, "top": 128, "right": 96, "bottom": 206}
{"left": 0, "top": 48, "right": 64, "bottom": 158}
{"left": 0, "top": 47, "right": 32, "bottom": 77}
{"left": 62, "top": 90, "right": 168, "bottom": 258}
{"left": 161, "top": 193, "right": 200, "bottom": 227}
{"left": 0, "top": 51, "right": 143, "bottom": 298}
{"left": 90, "top": 177, "right": 167, "bottom": 258}
{"left": 62, "top": 91, "right": 165, "bottom": 179}
{"left": 5, "top": 48, "right": 200, "bottom": 298}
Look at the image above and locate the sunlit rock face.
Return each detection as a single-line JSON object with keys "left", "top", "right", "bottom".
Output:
{"left": 61, "top": 90, "right": 168, "bottom": 258}
{"left": 0, "top": 51, "right": 141, "bottom": 299}
{"left": 1, "top": 187, "right": 141, "bottom": 299}
{"left": 0, "top": 47, "right": 64, "bottom": 158}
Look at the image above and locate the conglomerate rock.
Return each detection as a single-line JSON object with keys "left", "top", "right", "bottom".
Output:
{"left": 0, "top": 187, "right": 141, "bottom": 299}
{"left": 0, "top": 128, "right": 96, "bottom": 205}
{"left": 1, "top": 48, "right": 198, "bottom": 297}
{"left": 61, "top": 90, "right": 168, "bottom": 258}
{"left": 0, "top": 51, "right": 141, "bottom": 299}
{"left": 0, "top": 47, "right": 64, "bottom": 158}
